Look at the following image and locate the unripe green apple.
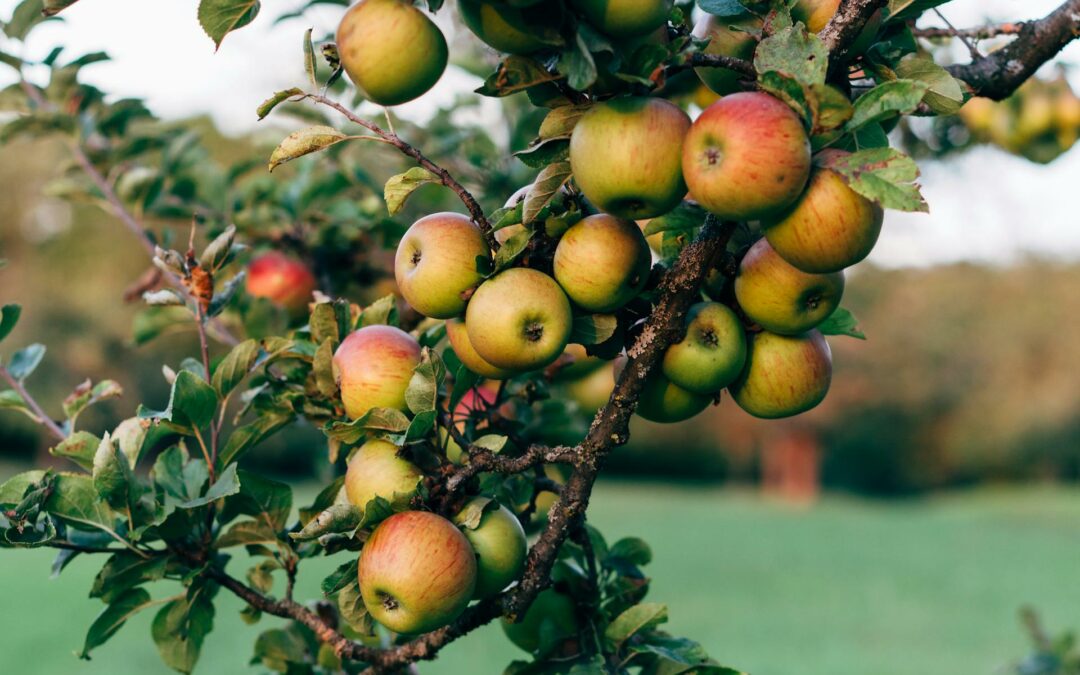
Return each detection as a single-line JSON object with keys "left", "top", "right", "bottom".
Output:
{"left": 554, "top": 343, "right": 604, "bottom": 382}
{"left": 564, "top": 361, "right": 615, "bottom": 413}
{"left": 692, "top": 12, "right": 761, "bottom": 96}
{"left": 334, "top": 325, "right": 421, "bottom": 419}
{"left": 502, "top": 588, "right": 580, "bottom": 654}
{"left": 635, "top": 370, "right": 711, "bottom": 423}
{"left": 465, "top": 268, "right": 573, "bottom": 371}
{"left": 395, "top": 212, "right": 490, "bottom": 319}
{"left": 246, "top": 252, "right": 317, "bottom": 314}
{"left": 458, "top": 0, "right": 556, "bottom": 54}
{"left": 662, "top": 302, "right": 746, "bottom": 394}
{"left": 344, "top": 439, "right": 421, "bottom": 509}
{"left": 336, "top": 0, "right": 448, "bottom": 106}
{"left": 728, "top": 329, "right": 831, "bottom": 419}
{"left": 553, "top": 214, "right": 652, "bottom": 312}
{"left": 762, "top": 150, "right": 884, "bottom": 273}
{"left": 571, "top": 0, "right": 671, "bottom": 37}
{"left": 358, "top": 511, "right": 477, "bottom": 634}
{"left": 683, "top": 92, "right": 811, "bottom": 221}
{"left": 454, "top": 498, "right": 527, "bottom": 597}
{"left": 569, "top": 97, "right": 691, "bottom": 220}
{"left": 735, "top": 238, "right": 844, "bottom": 335}
{"left": 445, "top": 317, "right": 516, "bottom": 379}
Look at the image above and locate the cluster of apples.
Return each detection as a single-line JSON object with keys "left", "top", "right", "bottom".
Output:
{"left": 959, "top": 74, "right": 1080, "bottom": 164}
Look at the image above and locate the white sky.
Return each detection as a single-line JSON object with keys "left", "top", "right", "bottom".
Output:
{"left": 1, "top": 0, "right": 1078, "bottom": 268}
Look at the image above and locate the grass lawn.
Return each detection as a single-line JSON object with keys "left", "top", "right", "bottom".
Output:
{"left": 0, "top": 482, "right": 1077, "bottom": 675}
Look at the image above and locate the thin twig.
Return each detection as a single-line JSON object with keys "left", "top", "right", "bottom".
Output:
{"left": 301, "top": 93, "right": 498, "bottom": 250}
{"left": 932, "top": 8, "right": 981, "bottom": 59}
{"left": 0, "top": 365, "right": 67, "bottom": 442}
{"left": 912, "top": 21, "right": 1026, "bottom": 40}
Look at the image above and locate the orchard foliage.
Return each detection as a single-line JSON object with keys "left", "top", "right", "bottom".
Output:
{"left": 1, "top": 0, "right": 1078, "bottom": 673}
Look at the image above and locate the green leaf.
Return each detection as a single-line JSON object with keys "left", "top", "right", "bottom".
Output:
{"left": 525, "top": 161, "right": 572, "bottom": 226}
{"left": 152, "top": 445, "right": 209, "bottom": 507}
{"left": 209, "top": 270, "right": 244, "bottom": 318}
{"left": 324, "top": 407, "right": 410, "bottom": 444}
{"left": 45, "top": 473, "right": 116, "bottom": 533}
{"left": 818, "top": 147, "right": 927, "bottom": 212}
{"left": 290, "top": 503, "right": 362, "bottom": 542}
{"left": 310, "top": 300, "right": 349, "bottom": 347}
{"left": 314, "top": 339, "right": 338, "bottom": 399}
{"left": 0, "top": 389, "right": 37, "bottom": 422}
{"left": 180, "top": 463, "right": 240, "bottom": 508}
{"left": 151, "top": 583, "right": 216, "bottom": 674}
{"left": 221, "top": 470, "right": 292, "bottom": 530}
{"left": 0, "top": 470, "right": 47, "bottom": 506}
{"left": 321, "top": 559, "right": 358, "bottom": 596}
{"left": 359, "top": 294, "right": 398, "bottom": 328}
{"left": 217, "top": 411, "right": 294, "bottom": 466}
{"left": 894, "top": 54, "right": 963, "bottom": 115}
{"left": 538, "top": 104, "right": 591, "bottom": 139}
{"left": 608, "top": 537, "right": 652, "bottom": 566}
{"left": 754, "top": 25, "right": 828, "bottom": 88}
{"left": 256, "top": 87, "right": 304, "bottom": 120}
{"left": 198, "top": 0, "right": 261, "bottom": 51}
{"left": 558, "top": 32, "right": 597, "bottom": 91}
{"left": 472, "top": 434, "right": 508, "bottom": 453}
{"left": 49, "top": 431, "right": 101, "bottom": 471}
{"left": 405, "top": 347, "right": 445, "bottom": 415}
{"left": 847, "top": 80, "right": 928, "bottom": 131}
{"left": 198, "top": 225, "right": 237, "bottom": 272}
{"left": 42, "top": 0, "right": 81, "bottom": 16}
{"left": 7, "top": 343, "right": 45, "bottom": 381}
{"left": 817, "top": 307, "right": 866, "bottom": 339}
{"left": 492, "top": 227, "right": 534, "bottom": 274}
{"left": 215, "top": 520, "right": 279, "bottom": 548}
{"left": 133, "top": 306, "right": 194, "bottom": 345}
{"left": 887, "top": 0, "right": 950, "bottom": 22}
{"left": 140, "top": 370, "right": 218, "bottom": 431}
{"left": 404, "top": 409, "right": 437, "bottom": 444}
{"left": 4, "top": 0, "right": 50, "bottom": 41}
{"left": 0, "top": 303, "right": 20, "bottom": 342}
{"left": 514, "top": 139, "right": 570, "bottom": 169}
{"left": 93, "top": 433, "right": 136, "bottom": 511}
{"left": 63, "top": 378, "right": 123, "bottom": 424}
{"left": 643, "top": 202, "right": 706, "bottom": 236}
{"left": 337, "top": 579, "right": 371, "bottom": 632}
{"left": 605, "top": 603, "right": 669, "bottom": 646}
{"left": 251, "top": 626, "right": 308, "bottom": 670}
{"left": 89, "top": 551, "right": 168, "bottom": 603}
{"left": 268, "top": 125, "right": 347, "bottom": 172}
{"left": 299, "top": 476, "right": 344, "bottom": 525}
{"left": 79, "top": 588, "right": 155, "bottom": 659}
{"left": 383, "top": 167, "right": 438, "bottom": 215}
{"left": 211, "top": 339, "right": 260, "bottom": 396}
{"left": 570, "top": 315, "right": 618, "bottom": 346}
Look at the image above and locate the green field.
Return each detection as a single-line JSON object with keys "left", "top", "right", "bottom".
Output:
{"left": 0, "top": 482, "right": 1077, "bottom": 675}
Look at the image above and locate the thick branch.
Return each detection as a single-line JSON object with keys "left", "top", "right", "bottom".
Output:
{"left": 946, "top": 0, "right": 1080, "bottom": 100}
{"left": 820, "top": 0, "right": 888, "bottom": 58}
{"left": 0, "top": 364, "right": 67, "bottom": 442}
{"left": 912, "top": 22, "right": 1026, "bottom": 40}
{"left": 304, "top": 94, "right": 498, "bottom": 250}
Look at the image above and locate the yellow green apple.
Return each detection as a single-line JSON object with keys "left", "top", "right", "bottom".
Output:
{"left": 553, "top": 214, "right": 652, "bottom": 312}
{"left": 571, "top": 0, "right": 671, "bottom": 37}
{"left": 458, "top": 0, "right": 558, "bottom": 55}
{"left": 734, "top": 238, "right": 844, "bottom": 335}
{"left": 336, "top": 0, "right": 448, "bottom": 106}
{"left": 635, "top": 370, "right": 711, "bottom": 423}
{"left": 569, "top": 97, "right": 691, "bottom": 219}
{"left": 344, "top": 439, "right": 421, "bottom": 509}
{"left": 446, "top": 317, "right": 516, "bottom": 379}
{"left": 465, "top": 268, "right": 573, "bottom": 371}
{"left": 395, "top": 212, "right": 490, "bottom": 319}
{"left": 502, "top": 588, "right": 580, "bottom": 654}
{"left": 454, "top": 498, "right": 528, "bottom": 597}
{"left": 661, "top": 302, "right": 746, "bottom": 394}
{"left": 728, "top": 329, "right": 832, "bottom": 419}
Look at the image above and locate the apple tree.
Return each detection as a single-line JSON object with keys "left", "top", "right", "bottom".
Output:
{"left": 1, "top": 0, "right": 1078, "bottom": 673}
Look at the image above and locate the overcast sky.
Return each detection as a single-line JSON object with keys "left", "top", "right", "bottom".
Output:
{"left": 1, "top": 0, "right": 1078, "bottom": 268}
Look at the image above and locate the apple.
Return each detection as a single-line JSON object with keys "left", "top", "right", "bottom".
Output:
{"left": 762, "top": 150, "right": 884, "bottom": 273}
{"left": 502, "top": 588, "right": 580, "bottom": 654}
{"left": 336, "top": 0, "right": 448, "bottom": 106}
{"left": 553, "top": 343, "right": 604, "bottom": 382}
{"left": 734, "top": 238, "right": 844, "bottom": 335}
{"left": 692, "top": 12, "right": 761, "bottom": 96}
{"left": 465, "top": 268, "right": 573, "bottom": 371}
{"left": 636, "top": 219, "right": 663, "bottom": 255}
{"left": 454, "top": 498, "right": 528, "bottom": 597}
{"left": 564, "top": 361, "right": 615, "bottom": 413}
{"left": 571, "top": 0, "right": 671, "bottom": 37}
{"left": 569, "top": 97, "right": 691, "bottom": 220}
{"left": 334, "top": 325, "right": 422, "bottom": 419}
{"left": 245, "top": 252, "right": 316, "bottom": 313}
{"left": 395, "top": 212, "right": 490, "bottom": 319}
{"left": 682, "top": 92, "right": 812, "bottom": 221}
{"left": 358, "top": 511, "right": 477, "bottom": 634}
{"left": 446, "top": 317, "right": 516, "bottom": 379}
{"left": 662, "top": 302, "right": 746, "bottom": 394}
{"left": 458, "top": 0, "right": 558, "bottom": 55}
{"left": 344, "top": 439, "right": 421, "bottom": 509}
{"left": 635, "top": 370, "right": 711, "bottom": 423}
{"left": 728, "top": 329, "right": 831, "bottom": 419}
{"left": 553, "top": 214, "right": 652, "bottom": 312}
{"left": 498, "top": 184, "right": 578, "bottom": 244}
